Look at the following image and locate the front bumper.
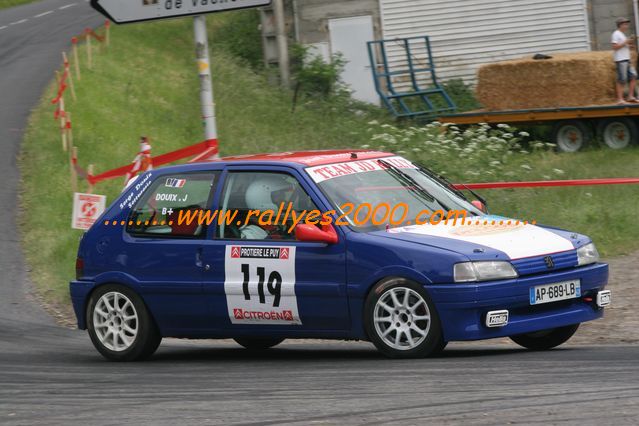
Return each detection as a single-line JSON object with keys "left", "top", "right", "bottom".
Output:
{"left": 427, "top": 262, "right": 609, "bottom": 342}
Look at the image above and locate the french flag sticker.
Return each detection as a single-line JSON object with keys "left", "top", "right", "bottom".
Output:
{"left": 165, "top": 178, "right": 186, "bottom": 188}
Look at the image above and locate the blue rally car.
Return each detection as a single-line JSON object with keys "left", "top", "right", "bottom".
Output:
{"left": 70, "top": 150, "right": 611, "bottom": 361}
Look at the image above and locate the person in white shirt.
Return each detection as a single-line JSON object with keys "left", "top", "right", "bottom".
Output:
{"left": 612, "top": 17, "right": 637, "bottom": 104}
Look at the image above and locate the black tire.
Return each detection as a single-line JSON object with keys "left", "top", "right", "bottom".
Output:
{"left": 364, "top": 278, "right": 444, "bottom": 359}
{"left": 233, "top": 337, "right": 285, "bottom": 350}
{"left": 509, "top": 324, "right": 579, "bottom": 351}
{"left": 551, "top": 120, "right": 593, "bottom": 152}
{"left": 432, "top": 339, "right": 448, "bottom": 355}
{"left": 86, "top": 284, "right": 161, "bottom": 362}
{"left": 596, "top": 118, "right": 638, "bottom": 150}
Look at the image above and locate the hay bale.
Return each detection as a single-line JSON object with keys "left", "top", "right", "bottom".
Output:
{"left": 476, "top": 52, "right": 621, "bottom": 110}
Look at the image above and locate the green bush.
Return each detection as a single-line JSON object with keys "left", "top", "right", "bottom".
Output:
{"left": 210, "top": 10, "right": 263, "bottom": 70}
{"left": 290, "top": 44, "right": 346, "bottom": 98}
{"left": 364, "top": 121, "right": 552, "bottom": 182}
{"left": 441, "top": 78, "right": 482, "bottom": 112}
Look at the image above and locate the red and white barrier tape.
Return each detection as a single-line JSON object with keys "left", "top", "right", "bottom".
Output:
{"left": 74, "top": 139, "right": 219, "bottom": 186}
{"left": 452, "top": 177, "right": 639, "bottom": 190}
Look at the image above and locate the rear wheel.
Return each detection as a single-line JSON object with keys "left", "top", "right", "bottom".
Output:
{"left": 596, "top": 118, "right": 638, "bottom": 149}
{"left": 509, "top": 324, "right": 579, "bottom": 350}
{"left": 552, "top": 120, "right": 592, "bottom": 152}
{"left": 364, "top": 278, "right": 444, "bottom": 358}
{"left": 87, "top": 284, "right": 161, "bottom": 361}
{"left": 234, "top": 337, "right": 285, "bottom": 350}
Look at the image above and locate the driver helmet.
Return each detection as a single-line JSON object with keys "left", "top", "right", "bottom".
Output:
{"left": 245, "top": 175, "right": 292, "bottom": 211}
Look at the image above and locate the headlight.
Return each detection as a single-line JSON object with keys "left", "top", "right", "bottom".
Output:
{"left": 454, "top": 261, "right": 518, "bottom": 283}
{"left": 577, "top": 242, "right": 599, "bottom": 266}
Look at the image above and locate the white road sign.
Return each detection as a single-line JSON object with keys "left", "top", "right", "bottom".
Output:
{"left": 91, "top": 0, "right": 271, "bottom": 24}
{"left": 72, "top": 193, "right": 107, "bottom": 230}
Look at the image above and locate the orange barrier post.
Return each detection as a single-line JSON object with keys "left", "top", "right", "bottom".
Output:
{"left": 70, "top": 146, "right": 78, "bottom": 193}
{"left": 87, "top": 164, "right": 94, "bottom": 193}
{"left": 71, "top": 37, "right": 81, "bottom": 81}
{"left": 60, "top": 100, "right": 67, "bottom": 152}
{"left": 54, "top": 71, "right": 68, "bottom": 152}
{"left": 62, "top": 52, "right": 76, "bottom": 101}
{"left": 86, "top": 29, "right": 92, "bottom": 69}
{"left": 66, "top": 112, "right": 74, "bottom": 152}
{"left": 105, "top": 20, "right": 110, "bottom": 47}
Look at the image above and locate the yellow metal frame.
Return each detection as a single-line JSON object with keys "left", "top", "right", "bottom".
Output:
{"left": 439, "top": 104, "right": 639, "bottom": 125}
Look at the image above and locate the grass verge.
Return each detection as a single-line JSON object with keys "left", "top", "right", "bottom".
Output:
{"left": 0, "top": 0, "right": 37, "bottom": 9}
{"left": 19, "top": 17, "right": 639, "bottom": 313}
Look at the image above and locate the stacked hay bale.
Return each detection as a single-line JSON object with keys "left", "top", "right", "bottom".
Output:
{"left": 476, "top": 52, "right": 619, "bottom": 110}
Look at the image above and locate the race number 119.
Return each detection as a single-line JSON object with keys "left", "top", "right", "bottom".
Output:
{"left": 241, "top": 264, "right": 282, "bottom": 307}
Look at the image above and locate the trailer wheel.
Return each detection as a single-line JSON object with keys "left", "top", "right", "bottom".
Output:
{"left": 552, "top": 120, "right": 592, "bottom": 152}
{"left": 596, "top": 118, "right": 638, "bottom": 150}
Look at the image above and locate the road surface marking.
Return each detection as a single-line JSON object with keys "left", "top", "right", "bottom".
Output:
{"left": 10, "top": 19, "right": 27, "bottom": 25}
{"left": 59, "top": 3, "right": 77, "bottom": 9}
{"left": 34, "top": 10, "right": 54, "bottom": 18}
{"left": 0, "top": 26, "right": 7, "bottom": 30}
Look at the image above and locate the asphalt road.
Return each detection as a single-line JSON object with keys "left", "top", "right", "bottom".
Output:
{"left": 0, "top": 2, "right": 638, "bottom": 425}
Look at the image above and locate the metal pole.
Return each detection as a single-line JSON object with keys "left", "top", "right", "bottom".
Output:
{"left": 273, "top": 0, "right": 290, "bottom": 87}
{"left": 193, "top": 15, "right": 219, "bottom": 157}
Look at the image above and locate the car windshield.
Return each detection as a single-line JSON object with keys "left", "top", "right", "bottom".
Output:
{"left": 306, "top": 156, "right": 483, "bottom": 232}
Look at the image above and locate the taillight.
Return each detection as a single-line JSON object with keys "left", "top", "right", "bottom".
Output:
{"left": 75, "top": 257, "right": 84, "bottom": 280}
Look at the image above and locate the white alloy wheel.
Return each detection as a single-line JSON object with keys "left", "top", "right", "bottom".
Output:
{"left": 373, "top": 287, "right": 431, "bottom": 351}
{"left": 93, "top": 291, "right": 139, "bottom": 352}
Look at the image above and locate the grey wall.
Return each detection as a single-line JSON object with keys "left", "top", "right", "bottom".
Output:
{"left": 589, "top": 0, "right": 636, "bottom": 50}
{"left": 292, "top": 0, "right": 382, "bottom": 44}
{"left": 291, "top": 0, "right": 639, "bottom": 52}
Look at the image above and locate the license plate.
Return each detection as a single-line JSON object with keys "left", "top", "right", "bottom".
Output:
{"left": 530, "top": 280, "right": 581, "bottom": 305}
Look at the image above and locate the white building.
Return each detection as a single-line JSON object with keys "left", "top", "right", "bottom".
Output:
{"left": 265, "top": 0, "right": 636, "bottom": 103}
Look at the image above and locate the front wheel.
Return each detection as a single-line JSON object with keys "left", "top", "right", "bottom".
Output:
{"left": 87, "top": 284, "right": 161, "bottom": 361}
{"left": 509, "top": 324, "right": 579, "bottom": 350}
{"left": 364, "top": 278, "right": 444, "bottom": 359}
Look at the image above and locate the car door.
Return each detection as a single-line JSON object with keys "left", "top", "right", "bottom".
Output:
{"left": 201, "top": 166, "right": 350, "bottom": 333}
{"left": 121, "top": 170, "right": 220, "bottom": 333}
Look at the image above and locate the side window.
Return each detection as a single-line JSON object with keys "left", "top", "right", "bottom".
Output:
{"left": 127, "top": 172, "right": 218, "bottom": 238}
{"left": 218, "top": 172, "right": 319, "bottom": 240}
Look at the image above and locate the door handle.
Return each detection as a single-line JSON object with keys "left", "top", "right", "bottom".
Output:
{"left": 196, "top": 248, "right": 211, "bottom": 271}
{"left": 195, "top": 248, "right": 203, "bottom": 268}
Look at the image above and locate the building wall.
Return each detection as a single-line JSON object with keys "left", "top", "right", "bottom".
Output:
{"left": 378, "top": 0, "right": 592, "bottom": 84}
{"left": 292, "top": 0, "right": 382, "bottom": 45}
{"left": 286, "top": 0, "right": 637, "bottom": 90}
{"left": 588, "top": 0, "right": 636, "bottom": 50}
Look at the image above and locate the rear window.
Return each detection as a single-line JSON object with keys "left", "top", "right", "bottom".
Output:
{"left": 126, "top": 172, "right": 218, "bottom": 238}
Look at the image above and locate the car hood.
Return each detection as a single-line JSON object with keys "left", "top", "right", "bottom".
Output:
{"left": 371, "top": 215, "right": 582, "bottom": 261}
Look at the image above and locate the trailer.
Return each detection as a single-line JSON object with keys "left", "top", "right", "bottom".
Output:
{"left": 438, "top": 104, "right": 639, "bottom": 152}
{"left": 368, "top": 36, "right": 639, "bottom": 152}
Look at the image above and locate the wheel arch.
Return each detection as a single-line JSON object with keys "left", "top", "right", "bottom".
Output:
{"left": 81, "top": 275, "right": 157, "bottom": 332}
{"left": 356, "top": 271, "right": 440, "bottom": 340}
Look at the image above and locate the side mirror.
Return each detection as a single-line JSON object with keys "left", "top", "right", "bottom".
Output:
{"left": 295, "top": 224, "right": 338, "bottom": 244}
{"left": 471, "top": 200, "right": 487, "bottom": 213}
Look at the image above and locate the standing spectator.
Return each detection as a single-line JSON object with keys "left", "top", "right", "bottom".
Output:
{"left": 612, "top": 17, "right": 637, "bottom": 104}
